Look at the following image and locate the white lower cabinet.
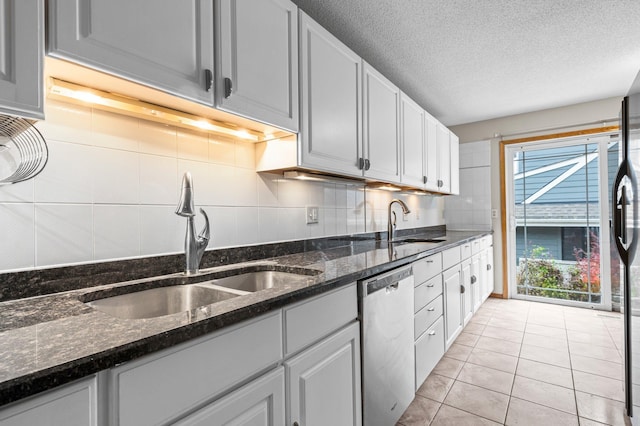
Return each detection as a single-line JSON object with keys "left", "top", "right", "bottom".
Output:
{"left": 108, "top": 311, "right": 283, "bottom": 426}
{"left": 461, "top": 258, "right": 473, "bottom": 326}
{"left": 174, "top": 367, "right": 285, "bottom": 426}
{"left": 286, "top": 321, "right": 362, "bottom": 426}
{"left": 471, "top": 254, "right": 483, "bottom": 312}
{"left": 443, "top": 263, "right": 463, "bottom": 350}
{"left": 415, "top": 316, "right": 445, "bottom": 389}
{"left": 486, "top": 244, "right": 495, "bottom": 299}
{"left": 0, "top": 376, "right": 97, "bottom": 426}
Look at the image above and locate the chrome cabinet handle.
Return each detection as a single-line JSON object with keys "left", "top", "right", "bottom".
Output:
{"left": 426, "top": 284, "right": 434, "bottom": 288}
{"left": 487, "top": 264, "right": 492, "bottom": 271}
{"left": 358, "top": 157, "right": 365, "bottom": 170}
{"left": 427, "top": 307, "right": 435, "bottom": 312}
{"left": 224, "top": 77, "right": 233, "bottom": 98}
{"left": 460, "top": 285, "right": 465, "bottom": 294}
{"left": 471, "top": 275, "right": 477, "bottom": 284}
{"left": 204, "top": 69, "right": 213, "bottom": 92}
{"left": 423, "top": 176, "right": 427, "bottom": 184}
{"left": 428, "top": 330, "right": 436, "bottom": 336}
{"left": 364, "top": 159, "right": 371, "bottom": 170}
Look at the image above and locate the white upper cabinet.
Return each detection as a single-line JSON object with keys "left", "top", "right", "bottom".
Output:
{"left": 0, "top": 0, "right": 43, "bottom": 119}
{"left": 400, "top": 93, "right": 424, "bottom": 187}
{"left": 450, "top": 131, "right": 460, "bottom": 195}
{"left": 216, "top": 0, "right": 298, "bottom": 132}
{"left": 299, "top": 11, "right": 362, "bottom": 177}
{"left": 423, "top": 112, "right": 439, "bottom": 192}
{"left": 362, "top": 62, "right": 400, "bottom": 183}
{"left": 48, "top": 0, "right": 215, "bottom": 105}
{"left": 436, "top": 122, "right": 452, "bottom": 193}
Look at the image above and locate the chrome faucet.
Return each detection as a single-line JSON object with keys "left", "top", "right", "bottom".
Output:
{"left": 387, "top": 199, "right": 411, "bottom": 242}
{"left": 175, "top": 172, "right": 210, "bottom": 275}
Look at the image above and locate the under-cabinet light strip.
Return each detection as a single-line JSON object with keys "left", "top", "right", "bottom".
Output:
{"left": 47, "top": 78, "right": 262, "bottom": 142}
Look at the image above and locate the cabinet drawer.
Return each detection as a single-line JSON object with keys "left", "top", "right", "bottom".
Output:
{"left": 414, "top": 275, "right": 442, "bottom": 313}
{"left": 471, "top": 238, "right": 482, "bottom": 255}
{"left": 460, "top": 242, "right": 472, "bottom": 260}
{"left": 284, "top": 283, "right": 357, "bottom": 356}
{"left": 442, "top": 247, "right": 461, "bottom": 271}
{"left": 110, "top": 311, "right": 283, "bottom": 426}
{"left": 415, "top": 316, "right": 445, "bottom": 391}
{"left": 415, "top": 295, "right": 443, "bottom": 340}
{"left": 413, "top": 253, "right": 442, "bottom": 285}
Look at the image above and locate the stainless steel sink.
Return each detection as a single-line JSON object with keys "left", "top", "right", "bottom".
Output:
{"left": 205, "top": 271, "right": 310, "bottom": 292}
{"left": 86, "top": 284, "right": 239, "bottom": 319}
{"left": 85, "top": 270, "right": 314, "bottom": 319}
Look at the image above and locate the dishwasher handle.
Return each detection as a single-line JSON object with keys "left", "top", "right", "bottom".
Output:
{"left": 364, "top": 267, "right": 412, "bottom": 295}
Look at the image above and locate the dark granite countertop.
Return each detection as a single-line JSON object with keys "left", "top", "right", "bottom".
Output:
{"left": 0, "top": 230, "right": 490, "bottom": 406}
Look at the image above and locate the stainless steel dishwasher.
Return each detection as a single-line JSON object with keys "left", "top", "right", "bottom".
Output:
{"left": 359, "top": 265, "right": 414, "bottom": 426}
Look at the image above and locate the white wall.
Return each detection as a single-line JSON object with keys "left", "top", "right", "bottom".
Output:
{"left": 450, "top": 96, "right": 622, "bottom": 296}
{"left": 0, "top": 100, "right": 444, "bottom": 271}
{"left": 444, "top": 140, "right": 491, "bottom": 231}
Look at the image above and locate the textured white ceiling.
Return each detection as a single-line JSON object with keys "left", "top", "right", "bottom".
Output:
{"left": 291, "top": 0, "right": 640, "bottom": 126}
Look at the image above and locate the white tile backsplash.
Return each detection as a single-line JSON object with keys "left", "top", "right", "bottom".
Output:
{"left": 92, "top": 148, "right": 139, "bottom": 204}
{"left": 0, "top": 204, "right": 35, "bottom": 269}
{"left": 0, "top": 100, "right": 445, "bottom": 270}
{"left": 139, "top": 205, "right": 183, "bottom": 255}
{"left": 35, "top": 203, "right": 93, "bottom": 266}
{"left": 34, "top": 141, "right": 93, "bottom": 203}
{"left": 138, "top": 120, "right": 177, "bottom": 158}
{"left": 139, "top": 154, "right": 178, "bottom": 205}
{"left": 94, "top": 205, "right": 140, "bottom": 259}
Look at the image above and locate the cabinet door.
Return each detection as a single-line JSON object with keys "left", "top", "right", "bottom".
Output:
{"left": 174, "top": 368, "right": 285, "bottom": 426}
{"left": 0, "top": 0, "right": 43, "bottom": 119}
{"left": 461, "top": 259, "right": 473, "bottom": 326}
{"left": 471, "top": 254, "right": 482, "bottom": 312}
{"left": 443, "top": 265, "right": 462, "bottom": 349}
{"left": 299, "top": 11, "right": 362, "bottom": 177}
{"left": 48, "top": 0, "right": 214, "bottom": 105}
{"left": 362, "top": 62, "right": 400, "bottom": 182}
{"left": 436, "top": 122, "right": 451, "bottom": 193}
{"left": 0, "top": 376, "right": 97, "bottom": 426}
{"left": 450, "top": 131, "right": 460, "bottom": 195}
{"left": 400, "top": 93, "right": 425, "bottom": 187}
{"left": 424, "top": 112, "right": 439, "bottom": 192}
{"left": 216, "top": 0, "right": 298, "bottom": 131}
{"left": 286, "top": 322, "right": 362, "bottom": 426}
{"left": 485, "top": 247, "right": 494, "bottom": 299}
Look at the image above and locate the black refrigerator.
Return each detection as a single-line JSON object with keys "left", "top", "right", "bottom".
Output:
{"left": 613, "top": 68, "right": 640, "bottom": 422}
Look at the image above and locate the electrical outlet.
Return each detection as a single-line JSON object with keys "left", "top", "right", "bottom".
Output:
{"left": 491, "top": 209, "right": 498, "bottom": 218}
{"left": 306, "top": 206, "right": 319, "bottom": 224}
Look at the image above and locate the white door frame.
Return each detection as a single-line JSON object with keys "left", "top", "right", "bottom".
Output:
{"left": 505, "top": 135, "right": 614, "bottom": 310}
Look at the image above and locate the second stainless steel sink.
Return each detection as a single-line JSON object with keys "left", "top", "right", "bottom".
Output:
{"left": 205, "top": 271, "right": 309, "bottom": 292}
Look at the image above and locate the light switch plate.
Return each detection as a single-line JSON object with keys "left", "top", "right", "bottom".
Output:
{"left": 306, "top": 206, "right": 319, "bottom": 224}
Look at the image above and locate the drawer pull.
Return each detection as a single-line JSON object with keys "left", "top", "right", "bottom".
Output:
{"left": 426, "top": 284, "right": 435, "bottom": 288}
{"left": 425, "top": 260, "right": 434, "bottom": 263}
{"left": 428, "top": 330, "right": 436, "bottom": 336}
{"left": 471, "top": 275, "right": 477, "bottom": 284}
{"left": 427, "top": 307, "right": 435, "bottom": 312}
{"left": 487, "top": 264, "right": 492, "bottom": 271}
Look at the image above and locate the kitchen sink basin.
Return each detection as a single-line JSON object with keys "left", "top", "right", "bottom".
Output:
{"left": 84, "top": 270, "right": 315, "bottom": 319}
{"left": 86, "top": 284, "right": 240, "bottom": 319}
{"left": 204, "top": 271, "right": 311, "bottom": 292}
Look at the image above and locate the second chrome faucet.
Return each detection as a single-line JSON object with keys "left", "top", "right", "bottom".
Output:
{"left": 176, "top": 172, "right": 210, "bottom": 275}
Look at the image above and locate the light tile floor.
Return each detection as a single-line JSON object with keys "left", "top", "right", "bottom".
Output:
{"left": 397, "top": 297, "right": 629, "bottom": 426}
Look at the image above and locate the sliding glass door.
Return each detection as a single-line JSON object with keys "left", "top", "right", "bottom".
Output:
{"left": 506, "top": 135, "right": 617, "bottom": 308}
